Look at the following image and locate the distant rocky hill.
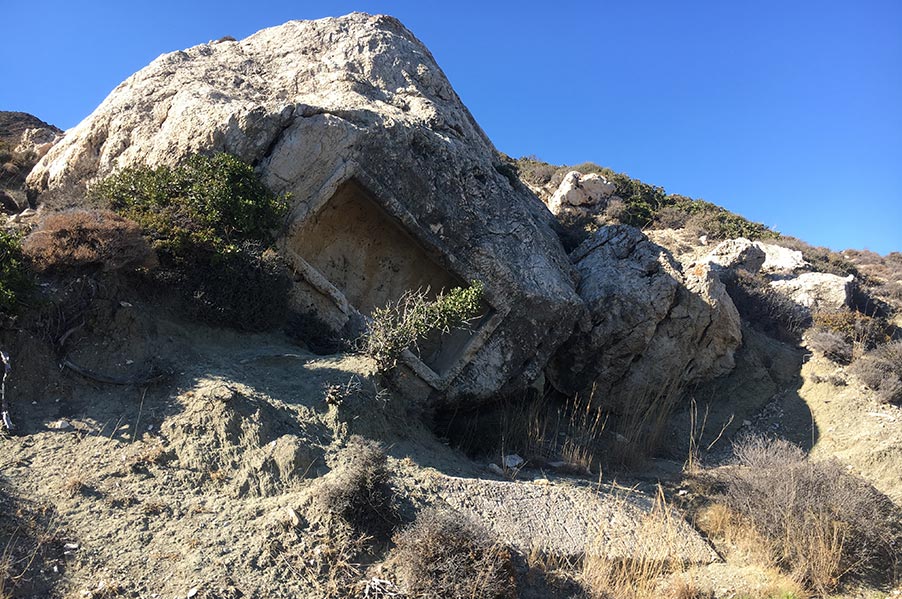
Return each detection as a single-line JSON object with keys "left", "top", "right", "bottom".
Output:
{"left": 0, "top": 111, "right": 61, "bottom": 144}
{"left": 0, "top": 111, "right": 62, "bottom": 214}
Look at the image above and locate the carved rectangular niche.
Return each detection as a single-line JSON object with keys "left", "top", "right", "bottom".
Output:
{"left": 289, "top": 178, "right": 491, "bottom": 378}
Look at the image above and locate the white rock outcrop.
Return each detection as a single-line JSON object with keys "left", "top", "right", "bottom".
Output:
{"left": 753, "top": 241, "right": 808, "bottom": 274}
{"left": 703, "top": 237, "right": 766, "bottom": 273}
{"left": 547, "top": 171, "right": 617, "bottom": 216}
{"left": 770, "top": 272, "right": 854, "bottom": 313}
{"left": 27, "top": 13, "right": 583, "bottom": 404}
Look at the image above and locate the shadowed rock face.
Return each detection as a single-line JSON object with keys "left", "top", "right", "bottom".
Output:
{"left": 26, "top": 13, "right": 583, "bottom": 404}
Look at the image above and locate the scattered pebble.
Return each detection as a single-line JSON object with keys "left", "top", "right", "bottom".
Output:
{"left": 487, "top": 463, "right": 504, "bottom": 476}
{"left": 48, "top": 420, "right": 72, "bottom": 430}
{"left": 186, "top": 587, "right": 198, "bottom": 598}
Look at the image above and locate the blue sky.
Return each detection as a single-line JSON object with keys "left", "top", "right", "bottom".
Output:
{"left": 3, "top": 1, "right": 900, "bottom": 253}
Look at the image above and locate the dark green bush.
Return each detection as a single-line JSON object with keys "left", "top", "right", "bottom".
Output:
{"left": 91, "top": 153, "right": 292, "bottom": 330}
{"left": 0, "top": 230, "right": 31, "bottom": 315}
{"left": 92, "top": 153, "right": 289, "bottom": 259}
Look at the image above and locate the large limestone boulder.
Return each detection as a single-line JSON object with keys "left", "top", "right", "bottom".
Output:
{"left": 27, "top": 13, "right": 583, "bottom": 404}
{"left": 547, "top": 170, "right": 618, "bottom": 216}
{"left": 547, "top": 226, "right": 741, "bottom": 413}
{"left": 702, "top": 237, "right": 766, "bottom": 273}
{"left": 770, "top": 272, "right": 853, "bottom": 314}
{"left": 753, "top": 241, "right": 808, "bottom": 274}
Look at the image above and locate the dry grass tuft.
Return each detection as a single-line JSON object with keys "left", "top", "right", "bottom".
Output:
{"left": 580, "top": 487, "right": 691, "bottom": 599}
{"left": 390, "top": 507, "right": 517, "bottom": 599}
{"left": 22, "top": 209, "right": 156, "bottom": 273}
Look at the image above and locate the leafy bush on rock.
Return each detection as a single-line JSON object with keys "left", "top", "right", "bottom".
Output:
{"left": 92, "top": 152, "right": 288, "bottom": 258}
{"left": 363, "top": 282, "right": 485, "bottom": 373}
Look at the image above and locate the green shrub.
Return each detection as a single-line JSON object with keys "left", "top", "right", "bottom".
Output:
{"left": 811, "top": 310, "right": 891, "bottom": 354}
{"left": 0, "top": 230, "right": 31, "bottom": 315}
{"left": 363, "top": 282, "right": 485, "bottom": 373}
{"left": 91, "top": 153, "right": 292, "bottom": 330}
{"left": 92, "top": 153, "right": 289, "bottom": 259}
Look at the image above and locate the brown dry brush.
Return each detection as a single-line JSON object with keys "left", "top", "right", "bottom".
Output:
{"left": 390, "top": 507, "right": 517, "bottom": 599}
{"left": 22, "top": 209, "right": 157, "bottom": 273}
{"left": 849, "top": 340, "right": 902, "bottom": 404}
{"left": 709, "top": 436, "right": 902, "bottom": 594}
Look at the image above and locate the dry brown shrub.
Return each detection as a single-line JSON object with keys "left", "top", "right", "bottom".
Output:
{"left": 806, "top": 328, "right": 853, "bottom": 364}
{"left": 581, "top": 487, "right": 694, "bottom": 599}
{"left": 309, "top": 435, "right": 397, "bottom": 540}
{"left": 849, "top": 340, "right": 902, "bottom": 404}
{"left": 709, "top": 436, "right": 902, "bottom": 594}
{"left": 391, "top": 507, "right": 517, "bottom": 599}
{"left": 22, "top": 209, "right": 156, "bottom": 273}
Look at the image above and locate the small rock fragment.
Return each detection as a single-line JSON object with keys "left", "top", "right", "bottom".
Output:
{"left": 503, "top": 454, "right": 524, "bottom": 469}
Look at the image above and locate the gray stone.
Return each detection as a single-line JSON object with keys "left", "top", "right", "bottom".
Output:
{"left": 770, "top": 272, "right": 853, "bottom": 313}
{"left": 703, "top": 237, "right": 766, "bottom": 273}
{"left": 754, "top": 241, "right": 808, "bottom": 274}
{"left": 548, "top": 226, "right": 741, "bottom": 413}
{"left": 27, "top": 13, "right": 582, "bottom": 404}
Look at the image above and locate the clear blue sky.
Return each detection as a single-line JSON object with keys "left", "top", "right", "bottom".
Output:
{"left": 3, "top": 1, "right": 900, "bottom": 253}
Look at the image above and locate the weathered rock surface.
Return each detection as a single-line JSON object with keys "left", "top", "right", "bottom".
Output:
{"left": 548, "top": 226, "right": 741, "bottom": 413}
{"left": 702, "top": 237, "right": 766, "bottom": 273}
{"left": 26, "top": 13, "right": 582, "bottom": 403}
{"left": 770, "top": 272, "right": 853, "bottom": 313}
{"left": 547, "top": 170, "right": 618, "bottom": 216}
{"left": 754, "top": 241, "right": 808, "bottom": 274}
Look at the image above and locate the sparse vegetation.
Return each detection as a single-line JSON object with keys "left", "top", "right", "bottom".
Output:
{"left": 0, "top": 230, "right": 30, "bottom": 315}
{"left": 391, "top": 507, "right": 517, "bottom": 599}
{"left": 511, "top": 156, "right": 778, "bottom": 243}
{"left": 310, "top": 435, "right": 396, "bottom": 539}
{"left": 363, "top": 282, "right": 485, "bottom": 373}
{"left": 22, "top": 209, "right": 156, "bottom": 273}
{"left": 704, "top": 436, "right": 902, "bottom": 594}
{"left": 807, "top": 310, "right": 892, "bottom": 363}
{"left": 722, "top": 270, "right": 807, "bottom": 341}
{"left": 849, "top": 340, "right": 902, "bottom": 404}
